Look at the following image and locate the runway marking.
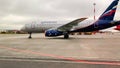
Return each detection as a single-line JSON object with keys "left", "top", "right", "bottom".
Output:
{"left": 0, "top": 46, "right": 120, "bottom": 66}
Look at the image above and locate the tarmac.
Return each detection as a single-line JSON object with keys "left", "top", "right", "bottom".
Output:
{"left": 0, "top": 33, "right": 120, "bottom": 68}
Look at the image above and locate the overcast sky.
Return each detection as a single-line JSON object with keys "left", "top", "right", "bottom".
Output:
{"left": 0, "top": 0, "right": 120, "bottom": 30}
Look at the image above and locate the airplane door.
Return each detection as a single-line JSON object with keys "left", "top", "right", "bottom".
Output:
{"left": 25, "top": 24, "right": 31, "bottom": 29}
{"left": 31, "top": 23, "right": 35, "bottom": 29}
{"left": 25, "top": 23, "right": 36, "bottom": 30}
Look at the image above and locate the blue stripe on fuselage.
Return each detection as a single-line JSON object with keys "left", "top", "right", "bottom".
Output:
{"left": 71, "top": 20, "right": 120, "bottom": 32}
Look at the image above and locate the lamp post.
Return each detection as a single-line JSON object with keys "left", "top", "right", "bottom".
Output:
{"left": 93, "top": 3, "right": 96, "bottom": 20}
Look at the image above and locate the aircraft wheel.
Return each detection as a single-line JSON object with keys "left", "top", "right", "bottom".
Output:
{"left": 28, "top": 32, "right": 32, "bottom": 39}
{"left": 64, "top": 33, "right": 69, "bottom": 39}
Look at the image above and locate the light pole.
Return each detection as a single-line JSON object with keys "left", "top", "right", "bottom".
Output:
{"left": 93, "top": 3, "right": 96, "bottom": 20}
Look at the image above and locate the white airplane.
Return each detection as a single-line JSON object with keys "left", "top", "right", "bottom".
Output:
{"left": 21, "top": 0, "right": 120, "bottom": 39}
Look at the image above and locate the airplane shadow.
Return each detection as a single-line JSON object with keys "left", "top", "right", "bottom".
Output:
{"left": 23, "top": 37, "right": 78, "bottom": 40}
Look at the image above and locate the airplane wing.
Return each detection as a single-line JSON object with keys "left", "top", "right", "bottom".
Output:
{"left": 57, "top": 18, "right": 87, "bottom": 32}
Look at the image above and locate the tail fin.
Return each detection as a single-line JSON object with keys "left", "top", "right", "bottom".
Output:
{"left": 99, "top": 0, "right": 119, "bottom": 20}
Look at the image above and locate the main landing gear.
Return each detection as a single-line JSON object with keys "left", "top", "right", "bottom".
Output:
{"left": 28, "top": 32, "right": 69, "bottom": 39}
{"left": 28, "top": 32, "right": 32, "bottom": 39}
{"left": 64, "top": 32, "right": 69, "bottom": 39}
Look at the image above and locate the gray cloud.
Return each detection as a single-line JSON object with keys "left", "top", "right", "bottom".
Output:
{"left": 0, "top": 0, "right": 119, "bottom": 30}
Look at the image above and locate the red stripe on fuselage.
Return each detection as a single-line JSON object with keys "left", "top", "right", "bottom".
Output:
{"left": 99, "top": 10, "right": 116, "bottom": 19}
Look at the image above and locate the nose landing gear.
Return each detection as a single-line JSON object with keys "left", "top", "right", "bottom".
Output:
{"left": 28, "top": 32, "right": 32, "bottom": 39}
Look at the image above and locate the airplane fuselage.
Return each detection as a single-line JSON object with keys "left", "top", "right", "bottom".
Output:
{"left": 21, "top": 19, "right": 93, "bottom": 33}
{"left": 21, "top": 19, "right": 120, "bottom": 33}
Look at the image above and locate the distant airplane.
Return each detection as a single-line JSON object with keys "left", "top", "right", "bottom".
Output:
{"left": 21, "top": 0, "right": 120, "bottom": 39}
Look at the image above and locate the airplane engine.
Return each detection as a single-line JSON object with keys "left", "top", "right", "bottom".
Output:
{"left": 45, "top": 29, "right": 63, "bottom": 37}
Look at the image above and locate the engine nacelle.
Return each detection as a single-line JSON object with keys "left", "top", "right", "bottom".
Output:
{"left": 45, "top": 29, "right": 63, "bottom": 37}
